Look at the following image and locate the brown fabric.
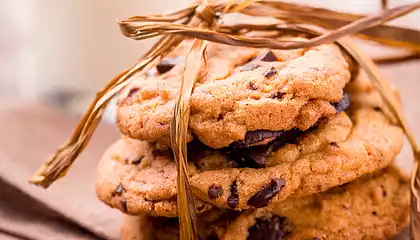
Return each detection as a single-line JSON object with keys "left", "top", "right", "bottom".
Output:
{"left": 0, "top": 103, "right": 120, "bottom": 240}
{"left": 0, "top": 178, "right": 98, "bottom": 240}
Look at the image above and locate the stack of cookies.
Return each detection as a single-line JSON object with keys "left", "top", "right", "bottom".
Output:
{"left": 95, "top": 37, "right": 410, "bottom": 239}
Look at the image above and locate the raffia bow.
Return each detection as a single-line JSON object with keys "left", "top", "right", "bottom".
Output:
{"left": 30, "top": 0, "right": 420, "bottom": 239}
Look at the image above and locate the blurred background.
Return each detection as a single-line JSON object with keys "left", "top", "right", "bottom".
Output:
{"left": 1, "top": 0, "right": 418, "bottom": 118}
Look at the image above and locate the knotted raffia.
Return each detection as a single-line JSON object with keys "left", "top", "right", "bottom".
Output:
{"left": 30, "top": 0, "right": 420, "bottom": 239}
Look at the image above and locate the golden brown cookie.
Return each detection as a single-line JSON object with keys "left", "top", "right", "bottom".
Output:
{"left": 189, "top": 70, "right": 403, "bottom": 209}
{"left": 97, "top": 72, "right": 403, "bottom": 214}
{"left": 126, "top": 166, "right": 409, "bottom": 240}
{"left": 222, "top": 166, "right": 409, "bottom": 240}
{"left": 95, "top": 138, "right": 217, "bottom": 217}
{"left": 116, "top": 38, "right": 351, "bottom": 149}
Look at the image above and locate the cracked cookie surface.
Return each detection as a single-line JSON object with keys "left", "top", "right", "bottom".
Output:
{"left": 116, "top": 37, "right": 350, "bottom": 149}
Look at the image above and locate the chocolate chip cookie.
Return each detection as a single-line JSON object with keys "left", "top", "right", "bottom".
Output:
{"left": 117, "top": 37, "right": 351, "bottom": 149}
{"left": 190, "top": 71, "right": 403, "bottom": 209}
{"left": 97, "top": 72, "right": 403, "bottom": 214}
{"left": 121, "top": 166, "right": 409, "bottom": 240}
{"left": 95, "top": 138, "right": 217, "bottom": 217}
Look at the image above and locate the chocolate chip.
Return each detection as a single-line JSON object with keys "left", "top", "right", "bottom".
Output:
{"left": 233, "top": 130, "right": 285, "bottom": 148}
{"left": 227, "top": 181, "right": 239, "bottom": 209}
{"left": 314, "top": 238, "right": 321, "bottom": 240}
{"left": 260, "top": 51, "right": 277, "bottom": 62}
{"left": 156, "top": 58, "right": 178, "bottom": 74}
{"left": 372, "top": 211, "right": 377, "bottom": 215}
{"left": 332, "top": 93, "right": 350, "bottom": 113}
{"left": 330, "top": 142, "right": 339, "bottom": 148}
{"left": 381, "top": 185, "right": 387, "bottom": 197}
{"left": 121, "top": 199, "right": 128, "bottom": 212}
{"left": 208, "top": 184, "right": 223, "bottom": 199}
{"left": 241, "top": 63, "right": 261, "bottom": 71}
{"left": 226, "top": 129, "right": 304, "bottom": 168}
{"left": 225, "top": 144, "right": 271, "bottom": 168}
{"left": 217, "top": 113, "right": 224, "bottom": 121}
{"left": 131, "top": 156, "right": 144, "bottom": 165}
{"left": 249, "top": 81, "right": 258, "bottom": 90}
{"left": 270, "top": 91, "right": 285, "bottom": 99}
{"left": 374, "top": 106, "right": 382, "bottom": 112}
{"left": 247, "top": 178, "right": 285, "bottom": 208}
{"left": 263, "top": 67, "right": 277, "bottom": 78}
{"left": 247, "top": 216, "right": 289, "bottom": 240}
{"left": 112, "top": 183, "right": 125, "bottom": 197}
{"left": 127, "top": 87, "right": 139, "bottom": 98}
{"left": 228, "top": 160, "right": 239, "bottom": 168}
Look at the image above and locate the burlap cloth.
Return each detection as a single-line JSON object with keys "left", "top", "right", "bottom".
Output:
{"left": 0, "top": 54, "right": 418, "bottom": 239}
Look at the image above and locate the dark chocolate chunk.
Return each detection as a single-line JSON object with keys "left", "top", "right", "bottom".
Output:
{"left": 374, "top": 106, "right": 382, "bottom": 112}
{"left": 241, "top": 63, "right": 262, "bottom": 71}
{"left": 127, "top": 87, "right": 139, "bottom": 98}
{"left": 112, "top": 183, "right": 125, "bottom": 196}
{"left": 217, "top": 113, "right": 224, "bottom": 121}
{"left": 233, "top": 130, "right": 285, "bottom": 148}
{"left": 264, "top": 67, "right": 277, "bottom": 78}
{"left": 225, "top": 144, "right": 272, "bottom": 168}
{"left": 121, "top": 199, "right": 128, "bottom": 212}
{"left": 131, "top": 156, "right": 144, "bottom": 165}
{"left": 208, "top": 184, "right": 224, "bottom": 199}
{"left": 332, "top": 92, "right": 350, "bottom": 113}
{"left": 249, "top": 81, "right": 258, "bottom": 90}
{"left": 372, "top": 211, "right": 377, "bottom": 215}
{"left": 226, "top": 128, "right": 304, "bottom": 168}
{"left": 247, "top": 178, "right": 285, "bottom": 208}
{"left": 227, "top": 181, "right": 239, "bottom": 209}
{"left": 270, "top": 129, "right": 302, "bottom": 149}
{"left": 247, "top": 216, "right": 289, "bottom": 240}
{"left": 270, "top": 91, "right": 285, "bottom": 99}
{"left": 260, "top": 51, "right": 277, "bottom": 62}
{"left": 380, "top": 184, "right": 387, "bottom": 197}
{"left": 156, "top": 58, "right": 178, "bottom": 74}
